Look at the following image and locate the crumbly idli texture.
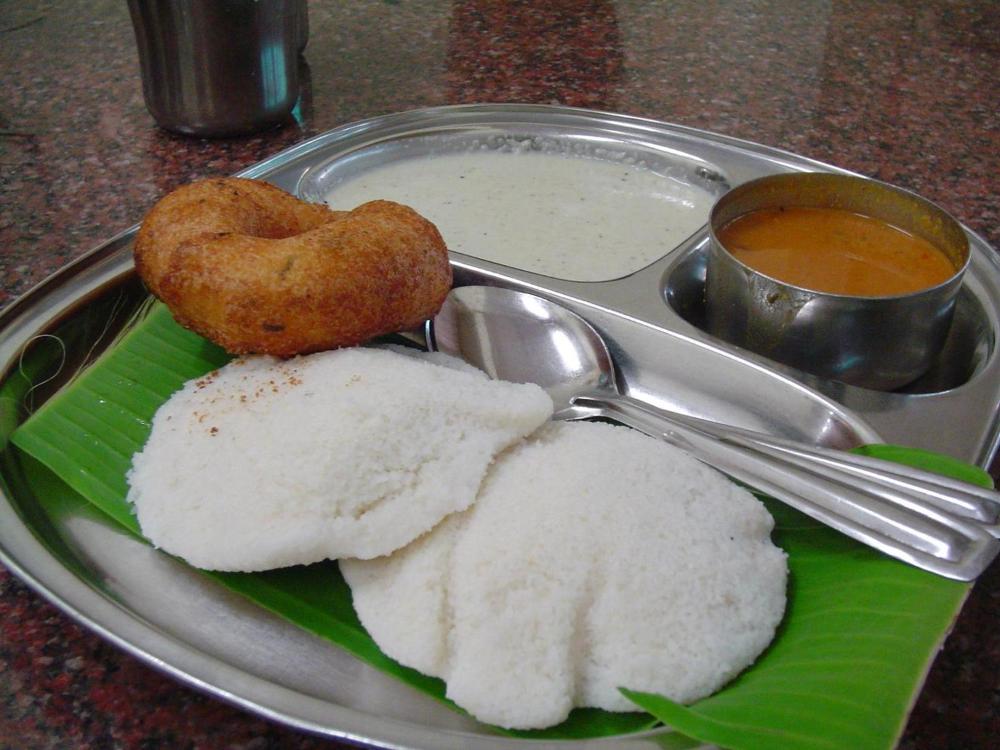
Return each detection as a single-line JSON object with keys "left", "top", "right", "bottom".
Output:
{"left": 126, "top": 347, "right": 552, "bottom": 571}
{"left": 342, "top": 420, "right": 787, "bottom": 730}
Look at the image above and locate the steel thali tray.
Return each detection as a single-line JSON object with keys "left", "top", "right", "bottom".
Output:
{"left": 2, "top": 104, "right": 999, "bottom": 748}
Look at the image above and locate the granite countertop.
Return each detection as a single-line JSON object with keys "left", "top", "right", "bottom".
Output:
{"left": 1, "top": 0, "right": 998, "bottom": 748}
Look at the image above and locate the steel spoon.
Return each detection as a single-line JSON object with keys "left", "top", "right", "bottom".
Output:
{"left": 426, "top": 285, "right": 1000, "bottom": 581}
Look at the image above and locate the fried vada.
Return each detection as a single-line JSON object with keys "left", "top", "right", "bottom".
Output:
{"left": 134, "top": 177, "right": 452, "bottom": 356}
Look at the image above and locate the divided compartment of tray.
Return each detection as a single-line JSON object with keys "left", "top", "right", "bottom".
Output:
{"left": 661, "top": 232, "right": 996, "bottom": 396}
{"left": 294, "top": 113, "right": 883, "bottom": 448}
{"left": 297, "top": 122, "right": 729, "bottom": 284}
{"left": 286, "top": 104, "right": 1000, "bottom": 464}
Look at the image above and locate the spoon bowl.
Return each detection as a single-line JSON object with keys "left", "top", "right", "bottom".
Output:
{"left": 427, "top": 285, "right": 1000, "bottom": 580}
{"left": 427, "top": 285, "right": 615, "bottom": 415}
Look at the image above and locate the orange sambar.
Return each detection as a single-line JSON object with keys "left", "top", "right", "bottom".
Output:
{"left": 716, "top": 206, "right": 957, "bottom": 296}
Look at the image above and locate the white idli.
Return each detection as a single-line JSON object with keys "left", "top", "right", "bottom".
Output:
{"left": 126, "top": 347, "right": 552, "bottom": 571}
{"left": 342, "top": 420, "right": 787, "bottom": 730}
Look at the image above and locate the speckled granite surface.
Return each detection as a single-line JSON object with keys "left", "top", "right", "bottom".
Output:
{"left": 1, "top": 0, "right": 998, "bottom": 748}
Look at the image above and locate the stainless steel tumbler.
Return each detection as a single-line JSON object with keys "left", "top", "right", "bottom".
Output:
{"left": 127, "top": 0, "right": 308, "bottom": 137}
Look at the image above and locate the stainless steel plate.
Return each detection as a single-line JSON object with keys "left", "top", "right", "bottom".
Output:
{"left": 1, "top": 104, "right": 998, "bottom": 749}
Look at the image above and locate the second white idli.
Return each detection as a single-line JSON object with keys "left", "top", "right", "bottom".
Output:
{"left": 126, "top": 346, "right": 552, "bottom": 571}
{"left": 342, "top": 420, "right": 787, "bottom": 730}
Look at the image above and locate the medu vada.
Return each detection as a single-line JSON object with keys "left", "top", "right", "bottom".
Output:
{"left": 134, "top": 177, "right": 452, "bottom": 356}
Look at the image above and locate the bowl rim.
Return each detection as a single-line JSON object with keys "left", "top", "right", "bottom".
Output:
{"left": 707, "top": 171, "right": 971, "bottom": 301}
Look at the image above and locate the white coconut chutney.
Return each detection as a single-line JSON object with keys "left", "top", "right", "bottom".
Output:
{"left": 323, "top": 150, "right": 715, "bottom": 282}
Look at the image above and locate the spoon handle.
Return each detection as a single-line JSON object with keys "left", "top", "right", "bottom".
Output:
{"left": 572, "top": 394, "right": 1000, "bottom": 531}
{"left": 570, "top": 395, "right": 999, "bottom": 581}
{"left": 667, "top": 412, "right": 1000, "bottom": 534}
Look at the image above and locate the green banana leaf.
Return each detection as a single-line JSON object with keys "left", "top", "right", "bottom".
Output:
{"left": 6, "top": 301, "right": 990, "bottom": 748}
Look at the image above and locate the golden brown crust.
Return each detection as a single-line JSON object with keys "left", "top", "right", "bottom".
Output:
{"left": 134, "top": 177, "right": 452, "bottom": 356}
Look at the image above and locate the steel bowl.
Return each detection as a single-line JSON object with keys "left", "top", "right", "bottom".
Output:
{"left": 705, "top": 172, "right": 970, "bottom": 390}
